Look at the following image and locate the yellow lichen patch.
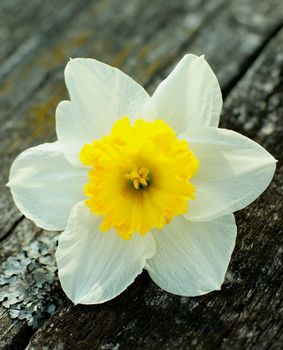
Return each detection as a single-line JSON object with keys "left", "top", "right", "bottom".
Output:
{"left": 71, "top": 32, "right": 92, "bottom": 47}
{"left": 144, "top": 59, "right": 163, "bottom": 78}
{"left": 30, "top": 91, "right": 63, "bottom": 139}
{"left": 80, "top": 117, "right": 199, "bottom": 240}
{"left": 0, "top": 80, "right": 12, "bottom": 93}
{"left": 38, "top": 32, "right": 92, "bottom": 69}
{"left": 138, "top": 46, "right": 150, "bottom": 60}
{"left": 110, "top": 46, "right": 131, "bottom": 68}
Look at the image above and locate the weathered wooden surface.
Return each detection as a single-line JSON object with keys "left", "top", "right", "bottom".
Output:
{"left": 0, "top": 0, "right": 282, "bottom": 349}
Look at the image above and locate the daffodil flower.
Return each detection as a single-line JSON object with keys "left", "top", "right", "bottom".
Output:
{"left": 8, "top": 55, "right": 276, "bottom": 304}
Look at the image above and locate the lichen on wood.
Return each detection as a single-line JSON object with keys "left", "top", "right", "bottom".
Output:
{"left": 0, "top": 0, "right": 283, "bottom": 349}
{"left": 0, "top": 233, "right": 62, "bottom": 329}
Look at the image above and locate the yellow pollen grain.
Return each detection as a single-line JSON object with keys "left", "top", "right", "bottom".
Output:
{"left": 124, "top": 167, "right": 150, "bottom": 190}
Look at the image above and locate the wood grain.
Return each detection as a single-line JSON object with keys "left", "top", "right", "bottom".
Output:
{"left": 0, "top": 0, "right": 226, "bottom": 241}
{"left": 0, "top": 0, "right": 282, "bottom": 349}
{"left": 27, "top": 25, "right": 283, "bottom": 350}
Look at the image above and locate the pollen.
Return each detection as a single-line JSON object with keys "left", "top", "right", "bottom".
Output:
{"left": 80, "top": 117, "right": 199, "bottom": 239}
{"left": 124, "top": 167, "right": 150, "bottom": 189}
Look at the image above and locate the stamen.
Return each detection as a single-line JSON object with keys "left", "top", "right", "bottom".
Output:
{"left": 124, "top": 167, "right": 150, "bottom": 190}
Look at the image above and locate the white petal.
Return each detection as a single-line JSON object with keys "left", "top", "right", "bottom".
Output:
{"left": 57, "top": 58, "right": 154, "bottom": 166}
{"left": 8, "top": 142, "right": 87, "bottom": 230}
{"left": 56, "top": 101, "right": 91, "bottom": 167}
{"left": 150, "top": 54, "right": 222, "bottom": 133}
{"left": 56, "top": 202, "right": 156, "bottom": 304}
{"left": 181, "top": 127, "right": 276, "bottom": 221}
{"left": 146, "top": 215, "right": 236, "bottom": 296}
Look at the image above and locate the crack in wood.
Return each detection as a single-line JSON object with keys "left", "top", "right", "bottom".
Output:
{"left": 1, "top": 0, "right": 283, "bottom": 349}
{"left": 0, "top": 217, "right": 24, "bottom": 244}
{"left": 222, "top": 21, "right": 283, "bottom": 99}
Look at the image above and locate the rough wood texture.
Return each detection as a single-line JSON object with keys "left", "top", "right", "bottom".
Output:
{"left": 1, "top": 0, "right": 282, "bottom": 239}
{"left": 0, "top": 0, "right": 227, "bottom": 241}
{"left": 0, "top": 0, "right": 282, "bottom": 349}
{"left": 0, "top": 0, "right": 91, "bottom": 80}
{"left": 26, "top": 25, "right": 283, "bottom": 350}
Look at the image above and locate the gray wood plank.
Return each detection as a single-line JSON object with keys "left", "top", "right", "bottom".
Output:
{"left": 0, "top": 0, "right": 283, "bottom": 348}
{"left": 0, "top": 0, "right": 226, "bottom": 240}
{"left": 1, "top": 0, "right": 227, "bottom": 348}
{"left": 1, "top": 0, "right": 283, "bottom": 241}
{"left": 26, "top": 25, "right": 283, "bottom": 350}
{"left": 0, "top": 0, "right": 91, "bottom": 80}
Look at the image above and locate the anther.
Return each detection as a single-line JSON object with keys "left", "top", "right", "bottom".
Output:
{"left": 124, "top": 167, "right": 150, "bottom": 190}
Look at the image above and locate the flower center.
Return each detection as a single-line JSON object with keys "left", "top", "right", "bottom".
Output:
{"left": 80, "top": 117, "right": 199, "bottom": 239}
{"left": 124, "top": 167, "right": 150, "bottom": 190}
